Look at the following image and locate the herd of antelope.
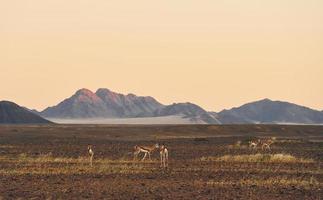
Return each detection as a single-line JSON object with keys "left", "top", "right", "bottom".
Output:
{"left": 87, "top": 143, "right": 169, "bottom": 168}
{"left": 248, "top": 138, "right": 276, "bottom": 150}
{"left": 87, "top": 137, "right": 275, "bottom": 168}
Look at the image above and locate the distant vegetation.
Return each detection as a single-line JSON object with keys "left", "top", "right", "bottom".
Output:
{"left": 200, "top": 154, "right": 314, "bottom": 163}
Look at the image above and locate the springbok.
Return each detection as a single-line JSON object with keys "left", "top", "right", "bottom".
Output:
{"left": 134, "top": 143, "right": 159, "bottom": 161}
{"left": 249, "top": 140, "right": 258, "bottom": 149}
{"left": 88, "top": 145, "right": 94, "bottom": 167}
{"left": 159, "top": 145, "right": 169, "bottom": 168}
{"left": 261, "top": 139, "right": 275, "bottom": 150}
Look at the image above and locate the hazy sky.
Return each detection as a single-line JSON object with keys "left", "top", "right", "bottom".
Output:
{"left": 1, "top": 0, "right": 322, "bottom": 112}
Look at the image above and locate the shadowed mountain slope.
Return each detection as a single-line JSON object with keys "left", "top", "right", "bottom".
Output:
{"left": 0, "top": 101, "right": 51, "bottom": 124}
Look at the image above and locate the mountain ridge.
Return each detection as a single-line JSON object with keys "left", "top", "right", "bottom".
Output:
{"left": 19, "top": 88, "right": 323, "bottom": 124}
{"left": 41, "top": 88, "right": 165, "bottom": 119}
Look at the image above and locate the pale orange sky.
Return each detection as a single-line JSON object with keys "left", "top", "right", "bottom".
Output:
{"left": 1, "top": 0, "right": 322, "bottom": 112}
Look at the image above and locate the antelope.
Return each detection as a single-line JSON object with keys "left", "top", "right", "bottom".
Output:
{"left": 134, "top": 143, "right": 160, "bottom": 161}
{"left": 159, "top": 145, "right": 169, "bottom": 168}
{"left": 249, "top": 140, "right": 258, "bottom": 149}
{"left": 88, "top": 145, "right": 94, "bottom": 167}
{"left": 261, "top": 139, "right": 275, "bottom": 150}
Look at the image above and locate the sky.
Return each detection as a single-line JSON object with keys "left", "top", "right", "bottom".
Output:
{"left": 1, "top": 0, "right": 322, "bottom": 112}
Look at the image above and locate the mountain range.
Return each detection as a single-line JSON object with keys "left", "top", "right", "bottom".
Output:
{"left": 41, "top": 88, "right": 164, "bottom": 118}
{"left": 1, "top": 88, "right": 323, "bottom": 124}
{"left": 38, "top": 88, "right": 323, "bottom": 124}
{"left": 40, "top": 88, "right": 219, "bottom": 124}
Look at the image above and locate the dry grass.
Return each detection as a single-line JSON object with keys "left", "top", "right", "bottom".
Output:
{"left": 8, "top": 153, "right": 159, "bottom": 164}
{"left": 186, "top": 167, "right": 323, "bottom": 176}
{"left": 206, "top": 176, "right": 321, "bottom": 189}
{"left": 0, "top": 145, "right": 15, "bottom": 149}
{"left": 276, "top": 139, "right": 303, "bottom": 144}
{"left": 0, "top": 164, "right": 152, "bottom": 176}
{"left": 227, "top": 140, "right": 249, "bottom": 149}
{"left": 0, "top": 154, "right": 158, "bottom": 175}
{"left": 200, "top": 153, "right": 314, "bottom": 163}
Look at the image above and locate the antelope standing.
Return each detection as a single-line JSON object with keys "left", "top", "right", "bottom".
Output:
{"left": 88, "top": 145, "right": 94, "bottom": 167}
{"left": 260, "top": 139, "right": 275, "bottom": 150}
{"left": 159, "top": 145, "right": 169, "bottom": 168}
{"left": 134, "top": 143, "right": 159, "bottom": 161}
{"left": 249, "top": 140, "right": 258, "bottom": 149}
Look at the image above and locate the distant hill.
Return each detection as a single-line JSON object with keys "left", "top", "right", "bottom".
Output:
{"left": 0, "top": 101, "right": 51, "bottom": 124}
{"left": 217, "top": 99, "right": 323, "bottom": 124}
{"left": 41, "top": 88, "right": 164, "bottom": 118}
{"left": 154, "top": 103, "right": 220, "bottom": 124}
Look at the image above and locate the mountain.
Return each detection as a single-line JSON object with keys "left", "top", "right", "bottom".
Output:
{"left": 41, "top": 88, "right": 164, "bottom": 118}
{"left": 22, "top": 107, "right": 41, "bottom": 115}
{"left": 41, "top": 89, "right": 110, "bottom": 118}
{"left": 96, "top": 88, "right": 164, "bottom": 117}
{"left": 217, "top": 98, "right": 323, "bottom": 124}
{"left": 0, "top": 101, "right": 51, "bottom": 124}
{"left": 154, "top": 103, "right": 220, "bottom": 124}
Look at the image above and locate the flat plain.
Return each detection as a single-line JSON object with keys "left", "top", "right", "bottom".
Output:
{"left": 0, "top": 124, "right": 322, "bottom": 199}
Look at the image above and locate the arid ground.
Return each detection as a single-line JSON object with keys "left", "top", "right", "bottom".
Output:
{"left": 0, "top": 125, "right": 322, "bottom": 200}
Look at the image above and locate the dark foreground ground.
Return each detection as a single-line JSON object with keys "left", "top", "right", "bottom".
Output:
{"left": 0, "top": 124, "right": 322, "bottom": 200}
